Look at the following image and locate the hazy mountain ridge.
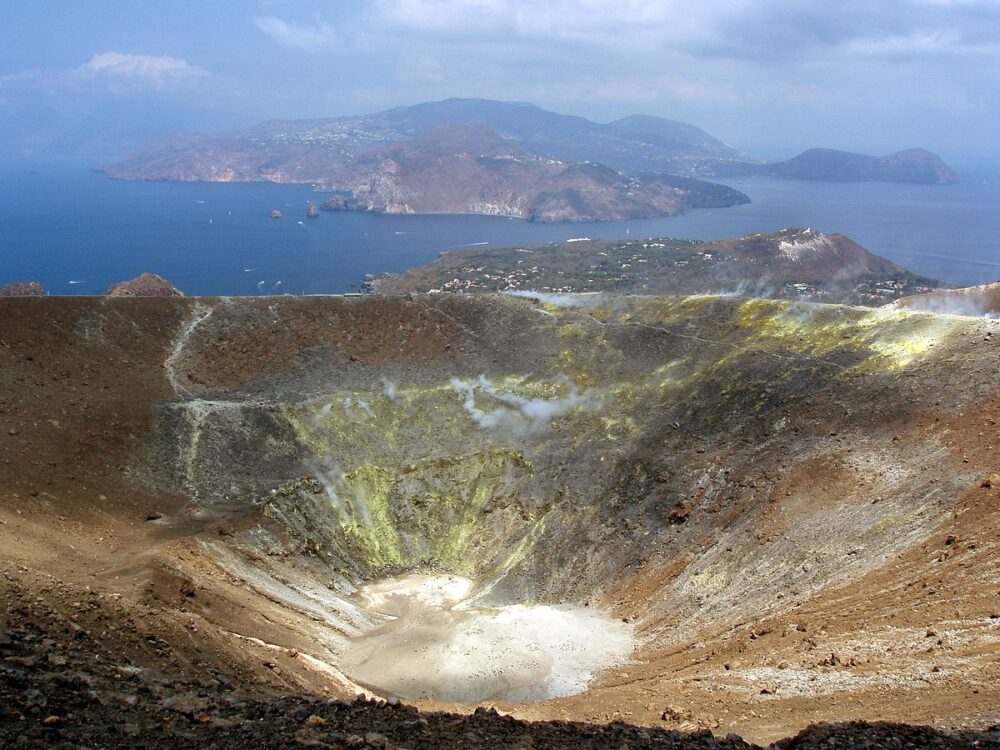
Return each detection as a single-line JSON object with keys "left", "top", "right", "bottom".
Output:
{"left": 0, "top": 98, "right": 254, "bottom": 161}
{"left": 103, "top": 98, "right": 957, "bottom": 220}
{"left": 716, "top": 147, "right": 959, "bottom": 184}
{"left": 104, "top": 97, "right": 755, "bottom": 183}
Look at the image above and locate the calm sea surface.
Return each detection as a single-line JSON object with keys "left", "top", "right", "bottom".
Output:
{"left": 2, "top": 159, "right": 998, "bottom": 295}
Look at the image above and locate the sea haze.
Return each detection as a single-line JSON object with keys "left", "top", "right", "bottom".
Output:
{"left": 2, "top": 160, "right": 999, "bottom": 295}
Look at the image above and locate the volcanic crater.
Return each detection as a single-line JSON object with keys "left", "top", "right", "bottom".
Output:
{"left": 1, "top": 293, "right": 998, "bottom": 748}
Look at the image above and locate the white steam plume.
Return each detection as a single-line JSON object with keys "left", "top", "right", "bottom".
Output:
{"left": 450, "top": 375, "right": 604, "bottom": 435}
{"left": 503, "top": 290, "right": 603, "bottom": 308}
{"left": 311, "top": 460, "right": 373, "bottom": 526}
{"left": 381, "top": 378, "right": 398, "bottom": 400}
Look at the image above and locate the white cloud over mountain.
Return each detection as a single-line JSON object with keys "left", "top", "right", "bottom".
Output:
{"left": 82, "top": 53, "right": 207, "bottom": 85}
{"left": 254, "top": 16, "right": 337, "bottom": 52}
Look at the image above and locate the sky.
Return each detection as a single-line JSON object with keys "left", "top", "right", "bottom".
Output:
{"left": 2, "top": 0, "right": 999, "bottom": 161}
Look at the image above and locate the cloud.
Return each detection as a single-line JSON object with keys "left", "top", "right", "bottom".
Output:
{"left": 838, "top": 30, "right": 1000, "bottom": 59}
{"left": 0, "top": 52, "right": 208, "bottom": 104}
{"left": 83, "top": 52, "right": 206, "bottom": 85}
{"left": 372, "top": 0, "right": 1000, "bottom": 63}
{"left": 0, "top": 52, "right": 207, "bottom": 94}
{"left": 254, "top": 16, "right": 337, "bottom": 52}
{"left": 375, "top": 0, "right": 708, "bottom": 48}
{"left": 526, "top": 74, "right": 741, "bottom": 107}
{"left": 398, "top": 54, "right": 446, "bottom": 83}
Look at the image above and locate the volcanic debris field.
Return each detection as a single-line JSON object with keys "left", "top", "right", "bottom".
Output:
{"left": 1, "top": 293, "right": 999, "bottom": 748}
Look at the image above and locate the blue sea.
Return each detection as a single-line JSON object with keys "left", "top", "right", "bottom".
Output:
{"left": 2, "top": 159, "right": 999, "bottom": 295}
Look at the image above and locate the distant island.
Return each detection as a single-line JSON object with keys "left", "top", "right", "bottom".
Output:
{"left": 104, "top": 97, "right": 755, "bottom": 181}
{"left": 297, "top": 123, "right": 747, "bottom": 222}
{"left": 714, "top": 148, "right": 958, "bottom": 184}
{"left": 369, "top": 227, "right": 941, "bottom": 306}
{"left": 103, "top": 98, "right": 956, "bottom": 221}
{"left": 104, "top": 99, "right": 753, "bottom": 223}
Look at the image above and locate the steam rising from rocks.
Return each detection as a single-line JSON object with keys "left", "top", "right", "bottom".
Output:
{"left": 887, "top": 285, "right": 1000, "bottom": 319}
{"left": 502, "top": 290, "right": 601, "bottom": 307}
{"left": 450, "top": 375, "right": 604, "bottom": 435}
{"left": 312, "top": 460, "right": 373, "bottom": 526}
{"left": 380, "top": 378, "right": 398, "bottom": 400}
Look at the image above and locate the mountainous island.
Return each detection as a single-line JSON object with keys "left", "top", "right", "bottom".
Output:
{"left": 105, "top": 99, "right": 958, "bottom": 221}
{"left": 715, "top": 147, "right": 959, "bottom": 184}
{"left": 105, "top": 99, "right": 753, "bottom": 222}
{"left": 314, "top": 123, "right": 747, "bottom": 222}
{"left": 105, "top": 98, "right": 753, "bottom": 181}
{"left": 369, "top": 227, "right": 941, "bottom": 306}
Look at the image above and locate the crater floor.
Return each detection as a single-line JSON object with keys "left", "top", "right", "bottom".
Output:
{"left": 341, "top": 573, "right": 634, "bottom": 703}
{"left": 1, "top": 293, "right": 998, "bottom": 747}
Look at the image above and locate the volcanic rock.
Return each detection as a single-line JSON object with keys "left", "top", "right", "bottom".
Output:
{"left": 1, "top": 293, "right": 999, "bottom": 748}
{"left": 104, "top": 273, "right": 183, "bottom": 297}
{"left": 0, "top": 281, "right": 44, "bottom": 297}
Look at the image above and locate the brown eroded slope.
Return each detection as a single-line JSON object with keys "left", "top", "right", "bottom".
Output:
{"left": 0, "top": 294, "right": 998, "bottom": 747}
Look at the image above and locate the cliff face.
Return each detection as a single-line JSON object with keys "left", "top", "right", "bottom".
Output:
{"left": 717, "top": 147, "right": 959, "bottom": 184}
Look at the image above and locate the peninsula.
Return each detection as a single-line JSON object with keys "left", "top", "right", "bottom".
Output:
{"left": 369, "top": 227, "right": 941, "bottom": 306}
{"left": 716, "top": 147, "right": 958, "bottom": 184}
